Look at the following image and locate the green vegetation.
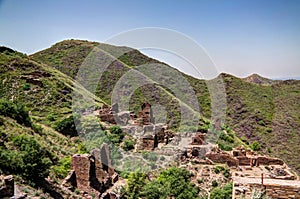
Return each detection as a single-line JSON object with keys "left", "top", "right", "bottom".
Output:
{"left": 52, "top": 156, "right": 71, "bottom": 179}
{"left": 108, "top": 125, "right": 125, "bottom": 145}
{"left": 0, "top": 134, "right": 51, "bottom": 182}
{"left": 0, "top": 99, "right": 31, "bottom": 127}
{"left": 0, "top": 39, "right": 300, "bottom": 197}
{"left": 54, "top": 115, "right": 78, "bottom": 137}
{"left": 210, "top": 182, "right": 232, "bottom": 199}
{"left": 122, "top": 139, "right": 135, "bottom": 151}
{"left": 213, "top": 165, "right": 230, "bottom": 178}
{"left": 250, "top": 141, "right": 261, "bottom": 151}
{"left": 123, "top": 167, "right": 200, "bottom": 199}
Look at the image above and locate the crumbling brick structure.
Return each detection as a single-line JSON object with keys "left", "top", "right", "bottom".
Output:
{"left": 206, "top": 146, "right": 285, "bottom": 168}
{"left": 233, "top": 177, "right": 300, "bottom": 199}
{"left": 138, "top": 102, "right": 154, "bottom": 125}
{"left": 64, "top": 144, "right": 118, "bottom": 197}
{"left": 191, "top": 133, "right": 206, "bottom": 145}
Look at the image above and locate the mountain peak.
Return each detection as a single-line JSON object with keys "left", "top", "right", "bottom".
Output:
{"left": 243, "top": 73, "right": 274, "bottom": 85}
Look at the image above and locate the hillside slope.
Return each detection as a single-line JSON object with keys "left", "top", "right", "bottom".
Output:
{"left": 31, "top": 40, "right": 300, "bottom": 173}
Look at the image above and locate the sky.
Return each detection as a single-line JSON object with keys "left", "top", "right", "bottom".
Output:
{"left": 0, "top": 0, "right": 300, "bottom": 79}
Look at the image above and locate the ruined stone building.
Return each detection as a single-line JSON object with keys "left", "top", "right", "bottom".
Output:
{"left": 233, "top": 177, "right": 300, "bottom": 199}
{"left": 63, "top": 144, "right": 119, "bottom": 198}
{"left": 138, "top": 102, "right": 154, "bottom": 125}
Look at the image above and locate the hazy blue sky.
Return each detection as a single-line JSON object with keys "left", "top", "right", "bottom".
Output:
{"left": 0, "top": 0, "right": 299, "bottom": 79}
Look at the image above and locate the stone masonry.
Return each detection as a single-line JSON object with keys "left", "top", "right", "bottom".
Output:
{"left": 63, "top": 144, "right": 118, "bottom": 198}
{"left": 233, "top": 176, "right": 300, "bottom": 199}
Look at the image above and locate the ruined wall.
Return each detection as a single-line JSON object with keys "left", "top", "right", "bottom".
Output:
{"left": 206, "top": 151, "right": 238, "bottom": 167}
{"left": 66, "top": 144, "right": 119, "bottom": 197}
{"left": 255, "top": 156, "right": 284, "bottom": 166}
{"left": 191, "top": 133, "right": 206, "bottom": 145}
{"left": 233, "top": 177, "right": 300, "bottom": 199}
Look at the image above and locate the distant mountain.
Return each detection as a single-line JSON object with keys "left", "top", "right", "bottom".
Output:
{"left": 243, "top": 73, "right": 280, "bottom": 85}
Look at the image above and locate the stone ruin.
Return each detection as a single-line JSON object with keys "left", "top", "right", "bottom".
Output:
{"left": 97, "top": 102, "right": 153, "bottom": 126}
{"left": 96, "top": 102, "right": 174, "bottom": 151}
{"left": 233, "top": 176, "right": 300, "bottom": 199}
{"left": 136, "top": 124, "right": 173, "bottom": 150}
{"left": 205, "top": 146, "right": 284, "bottom": 168}
{"left": 138, "top": 102, "right": 154, "bottom": 125}
{"left": 63, "top": 144, "right": 119, "bottom": 198}
{"left": 190, "top": 133, "right": 206, "bottom": 145}
{"left": 0, "top": 175, "right": 14, "bottom": 198}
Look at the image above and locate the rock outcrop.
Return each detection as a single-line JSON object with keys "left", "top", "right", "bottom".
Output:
{"left": 0, "top": 175, "right": 14, "bottom": 198}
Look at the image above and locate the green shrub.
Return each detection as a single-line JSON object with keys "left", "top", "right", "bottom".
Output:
{"left": 108, "top": 126, "right": 124, "bottom": 145}
{"left": 219, "top": 132, "right": 234, "bottom": 143}
{"left": 23, "top": 83, "right": 31, "bottom": 91}
{"left": 214, "top": 166, "right": 225, "bottom": 174}
{"left": 0, "top": 134, "right": 51, "bottom": 181}
{"left": 54, "top": 115, "right": 78, "bottom": 137}
{"left": 123, "top": 139, "right": 134, "bottom": 151}
{"left": 250, "top": 141, "right": 261, "bottom": 151}
{"left": 0, "top": 99, "right": 31, "bottom": 127}
{"left": 210, "top": 183, "right": 232, "bottom": 199}
{"left": 223, "top": 169, "right": 230, "bottom": 178}
{"left": 52, "top": 157, "right": 71, "bottom": 179}
{"left": 142, "top": 167, "right": 200, "bottom": 199}
{"left": 258, "top": 120, "right": 266, "bottom": 126}
{"left": 212, "top": 180, "right": 218, "bottom": 187}
{"left": 218, "top": 143, "right": 232, "bottom": 151}
{"left": 240, "top": 136, "right": 249, "bottom": 145}
{"left": 141, "top": 152, "right": 158, "bottom": 161}
{"left": 31, "top": 123, "right": 43, "bottom": 134}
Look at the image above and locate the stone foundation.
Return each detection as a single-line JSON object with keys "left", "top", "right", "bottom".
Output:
{"left": 233, "top": 177, "right": 300, "bottom": 199}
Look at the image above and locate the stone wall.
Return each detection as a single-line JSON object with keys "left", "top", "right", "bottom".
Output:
{"left": 233, "top": 177, "right": 300, "bottom": 199}
{"left": 206, "top": 151, "right": 238, "bottom": 167}
{"left": 64, "top": 144, "right": 119, "bottom": 197}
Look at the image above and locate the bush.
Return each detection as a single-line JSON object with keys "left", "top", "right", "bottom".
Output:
{"left": 0, "top": 99, "right": 31, "bottom": 127}
{"left": 210, "top": 183, "right": 232, "bottom": 199}
{"left": 31, "top": 123, "right": 43, "bottom": 134}
{"left": 250, "top": 141, "right": 261, "bottom": 151}
{"left": 0, "top": 134, "right": 52, "bottom": 181}
{"left": 241, "top": 136, "right": 249, "bottom": 145}
{"left": 108, "top": 126, "right": 124, "bottom": 145}
{"left": 218, "top": 143, "right": 232, "bottom": 151}
{"left": 141, "top": 152, "right": 158, "bottom": 162}
{"left": 55, "top": 115, "right": 78, "bottom": 137}
{"left": 223, "top": 169, "right": 230, "bottom": 178}
{"left": 123, "top": 139, "right": 134, "bottom": 151}
{"left": 142, "top": 167, "right": 200, "bottom": 199}
{"left": 214, "top": 166, "right": 225, "bottom": 174}
{"left": 52, "top": 157, "right": 71, "bottom": 179}
{"left": 23, "top": 83, "right": 31, "bottom": 91}
{"left": 212, "top": 180, "right": 218, "bottom": 187}
{"left": 219, "top": 132, "right": 234, "bottom": 143}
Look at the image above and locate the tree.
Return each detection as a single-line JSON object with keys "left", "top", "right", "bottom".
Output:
{"left": 142, "top": 167, "right": 200, "bottom": 199}
{"left": 124, "top": 172, "right": 147, "bottom": 199}
{"left": 210, "top": 182, "right": 232, "bottom": 199}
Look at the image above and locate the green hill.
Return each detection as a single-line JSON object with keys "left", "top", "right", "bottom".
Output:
{"left": 31, "top": 40, "right": 300, "bottom": 174}
{"left": 0, "top": 40, "right": 299, "bottom": 198}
